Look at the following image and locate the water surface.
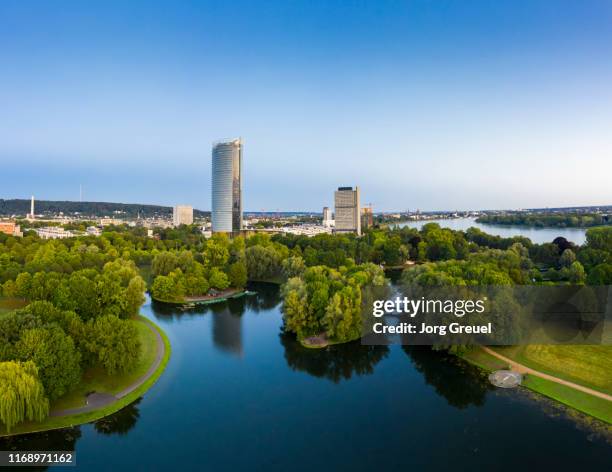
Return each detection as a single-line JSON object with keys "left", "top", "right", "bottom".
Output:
{"left": 395, "top": 218, "right": 588, "bottom": 245}
{"left": 1, "top": 284, "right": 610, "bottom": 470}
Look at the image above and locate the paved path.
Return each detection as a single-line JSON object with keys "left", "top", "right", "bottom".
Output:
{"left": 481, "top": 346, "right": 612, "bottom": 403}
{"left": 50, "top": 318, "right": 165, "bottom": 417}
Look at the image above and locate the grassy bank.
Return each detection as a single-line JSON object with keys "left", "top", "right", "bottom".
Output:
{"left": 494, "top": 345, "right": 612, "bottom": 395}
{"left": 0, "top": 316, "right": 171, "bottom": 437}
{"left": 461, "top": 347, "right": 612, "bottom": 424}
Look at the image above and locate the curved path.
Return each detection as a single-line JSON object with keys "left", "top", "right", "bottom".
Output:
{"left": 51, "top": 317, "right": 165, "bottom": 417}
{"left": 481, "top": 346, "right": 612, "bottom": 403}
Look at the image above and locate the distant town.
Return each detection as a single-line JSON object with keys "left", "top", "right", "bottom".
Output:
{"left": 0, "top": 138, "right": 610, "bottom": 240}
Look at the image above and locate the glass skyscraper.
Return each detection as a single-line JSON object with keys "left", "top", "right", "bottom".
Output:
{"left": 212, "top": 138, "right": 243, "bottom": 233}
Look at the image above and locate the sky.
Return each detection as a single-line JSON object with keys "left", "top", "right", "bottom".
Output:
{"left": 1, "top": 0, "right": 611, "bottom": 212}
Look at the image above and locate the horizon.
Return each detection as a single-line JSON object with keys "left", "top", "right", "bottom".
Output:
{"left": 2, "top": 1, "right": 612, "bottom": 210}
{"left": 1, "top": 196, "right": 611, "bottom": 215}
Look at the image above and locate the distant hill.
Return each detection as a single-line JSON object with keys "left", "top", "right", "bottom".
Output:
{"left": 0, "top": 199, "right": 210, "bottom": 219}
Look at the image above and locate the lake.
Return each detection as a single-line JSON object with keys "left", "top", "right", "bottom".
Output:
{"left": 1, "top": 284, "right": 610, "bottom": 470}
{"left": 395, "top": 218, "right": 588, "bottom": 245}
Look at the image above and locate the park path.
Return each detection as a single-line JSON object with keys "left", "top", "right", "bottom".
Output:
{"left": 481, "top": 346, "right": 612, "bottom": 403}
{"left": 50, "top": 317, "right": 165, "bottom": 417}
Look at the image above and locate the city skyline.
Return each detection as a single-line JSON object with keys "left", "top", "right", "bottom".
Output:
{"left": 1, "top": 1, "right": 612, "bottom": 211}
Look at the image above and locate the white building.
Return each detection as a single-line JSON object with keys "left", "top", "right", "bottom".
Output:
{"left": 100, "top": 217, "right": 122, "bottom": 226}
{"left": 322, "top": 206, "right": 334, "bottom": 227}
{"left": 173, "top": 205, "right": 194, "bottom": 226}
{"left": 334, "top": 186, "right": 361, "bottom": 235}
{"left": 36, "top": 227, "right": 74, "bottom": 239}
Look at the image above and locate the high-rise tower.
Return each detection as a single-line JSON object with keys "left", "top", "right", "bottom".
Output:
{"left": 334, "top": 186, "right": 361, "bottom": 235}
{"left": 212, "top": 138, "right": 243, "bottom": 233}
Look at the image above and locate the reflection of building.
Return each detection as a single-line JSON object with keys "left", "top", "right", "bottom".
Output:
{"left": 212, "top": 311, "right": 243, "bottom": 356}
{"left": 361, "top": 205, "right": 373, "bottom": 230}
{"left": 0, "top": 221, "right": 22, "bottom": 237}
{"left": 212, "top": 138, "right": 242, "bottom": 234}
{"left": 322, "top": 206, "right": 334, "bottom": 227}
{"left": 334, "top": 186, "right": 361, "bottom": 235}
{"left": 173, "top": 205, "right": 193, "bottom": 226}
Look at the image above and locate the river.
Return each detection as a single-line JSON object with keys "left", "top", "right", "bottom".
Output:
{"left": 395, "top": 218, "right": 588, "bottom": 245}
{"left": 1, "top": 283, "right": 610, "bottom": 470}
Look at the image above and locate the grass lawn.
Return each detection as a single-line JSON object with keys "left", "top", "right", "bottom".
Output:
{"left": 52, "top": 317, "right": 159, "bottom": 410}
{"left": 493, "top": 345, "right": 612, "bottom": 395}
{"left": 0, "top": 316, "right": 171, "bottom": 437}
{"left": 461, "top": 346, "right": 612, "bottom": 424}
{"left": 460, "top": 347, "right": 509, "bottom": 371}
{"left": 522, "top": 375, "right": 612, "bottom": 424}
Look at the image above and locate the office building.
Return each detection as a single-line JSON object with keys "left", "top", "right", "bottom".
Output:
{"left": 334, "top": 186, "right": 361, "bottom": 235}
{"left": 173, "top": 205, "right": 194, "bottom": 226}
{"left": 322, "top": 206, "right": 333, "bottom": 227}
{"left": 212, "top": 138, "right": 243, "bottom": 233}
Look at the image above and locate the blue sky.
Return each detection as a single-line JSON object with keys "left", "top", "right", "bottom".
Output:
{"left": 1, "top": 0, "right": 611, "bottom": 211}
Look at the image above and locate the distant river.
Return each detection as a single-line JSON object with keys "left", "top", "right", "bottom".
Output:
{"left": 395, "top": 218, "right": 588, "bottom": 245}
{"left": 2, "top": 283, "right": 610, "bottom": 471}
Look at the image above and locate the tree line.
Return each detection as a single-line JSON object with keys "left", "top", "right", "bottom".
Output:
{"left": 476, "top": 212, "right": 610, "bottom": 228}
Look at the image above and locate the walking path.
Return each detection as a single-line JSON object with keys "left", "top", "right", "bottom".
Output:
{"left": 50, "top": 318, "right": 165, "bottom": 417}
{"left": 481, "top": 346, "right": 612, "bottom": 403}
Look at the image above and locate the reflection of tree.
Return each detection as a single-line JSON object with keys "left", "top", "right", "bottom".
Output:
{"left": 94, "top": 398, "right": 141, "bottom": 435}
{"left": 0, "top": 426, "right": 81, "bottom": 471}
{"left": 245, "top": 282, "right": 280, "bottom": 311}
{"left": 403, "top": 346, "right": 493, "bottom": 409}
{"left": 279, "top": 331, "right": 389, "bottom": 383}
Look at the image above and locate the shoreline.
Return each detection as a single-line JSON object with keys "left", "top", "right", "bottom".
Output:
{"left": 460, "top": 346, "right": 612, "bottom": 425}
{"left": 151, "top": 288, "right": 253, "bottom": 306}
{"left": 0, "top": 316, "right": 171, "bottom": 438}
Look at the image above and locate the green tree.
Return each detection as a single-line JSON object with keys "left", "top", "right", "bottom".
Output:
{"left": 151, "top": 275, "right": 180, "bottom": 302}
{"left": 567, "top": 261, "right": 586, "bottom": 284}
{"left": 227, "top": 262, "right": 247, "bottom": 288}
{"left": 87, "top": 316, "right": 141, "bottom": 375}
{"left": 282, "top": 255, "right": 306, "bottom": 279}
{"left": 559, "top": 249, "right": 576, "bottom": 268}
{"left": 125, "top": 276, "right": 146, "bottom": 317}
{"left": 246, "top": 245, "right": 281, "bottom": 281}
{"left": 151, "top": 252, "right": 178, "bottom": 276}
{"left": 586, "top": 263, "right": 612, "bottom": 285}
{"left": 0, "top": 361, "right": 49, "bottom": 432}
{"left": 209, "top": 268, "right": 230, "bottom": 290}
{"left": 15, "top": 326, "right": 81, "bottom": 400}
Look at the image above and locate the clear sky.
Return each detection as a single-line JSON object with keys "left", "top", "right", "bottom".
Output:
{"left": 1, "top": 0, "right": 611, "bottom": 212}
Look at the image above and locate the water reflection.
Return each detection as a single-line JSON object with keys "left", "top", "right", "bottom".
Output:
{"left": 94, "top": 399, "right": 142, "bottom": 436}
{"left": 212, "top": 310, "right": 243, "bottom": 355}
{"left": 403, "top": 346, "right": 494, "bottom": 408}
{"left": 280, "top": 331, "right": 389, "bottom": 383}
{"left": 0, "top": 427, "right": 81, "bottom": 471}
